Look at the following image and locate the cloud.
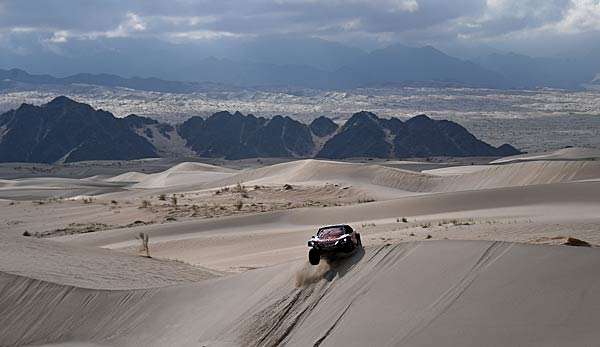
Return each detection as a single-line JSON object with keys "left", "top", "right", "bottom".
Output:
{"left": 0, "top": 0, "right": 598, "bottom": 56}
{"left": 556, "top": 0, "right": 600, "bottom": 33}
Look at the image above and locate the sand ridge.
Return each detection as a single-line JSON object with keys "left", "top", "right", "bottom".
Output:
{"left": 2, "top": 152, "right": 600, "bottom": 346}
{"left": 3, "top": 241, "right": 600, "bottom": 346}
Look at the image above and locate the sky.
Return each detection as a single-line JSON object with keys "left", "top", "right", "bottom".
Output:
{"left": 0, "top": 0, "right": 599, "bottom": 58}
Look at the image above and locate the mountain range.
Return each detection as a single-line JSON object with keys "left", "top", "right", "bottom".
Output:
{"left": 0, "top": 97, "right": 520, "bottom": 163}
{"left": 2, "top": 37, "right": 599, "bottom": 90}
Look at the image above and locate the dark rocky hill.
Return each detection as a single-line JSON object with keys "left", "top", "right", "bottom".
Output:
{"left": 179, "top": 110, "right": 520, "bottom": 160}
{"left": 0, "top": 97, "right": 157, "bottom": 163}
{"left": 317, "top": 112, "right": 519, "bottom": 159}
{"left": 0, "top": 97, "right": 520, "bottom": 163}
{"left": 178, "top": 112, "right": 315, "bottom": 159}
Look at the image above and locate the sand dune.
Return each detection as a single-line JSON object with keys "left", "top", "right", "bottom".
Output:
{"left": 105, "top": 171, "right": 148, "bottom": 183}
{"left": 492, "top": 147, "right": 600, "bottom": 164}
{"left": 131, "top": 162, "right": 238, "bottom": 189}
{"left": 3, "top": 153, "right": 600, "bottom": 346}
{"left": 0, "top": 233, "right": 218, "bottom": 290}
{"left": 0, "top": 177, "right": 126, "bottom": 200}
{"left": 207, "top": 159, "right": 438, "bottom": 190}
{"left": 65, "top": 180, "right": 600, "bottom": 252}
{"left": 36, "top": 156, "right": 598, "bottom": 197}
{"left": 3, "top": 241, "right": 600, "bottom": 346}
{"left": 204, "top": 159, "right": 600, "bottom": 195}
{"left": 438, "top": 160, "right": 600, "bottom": 192}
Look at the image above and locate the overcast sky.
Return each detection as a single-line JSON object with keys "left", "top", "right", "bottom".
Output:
{"left": 1, "top": 0, "right": 599, "bottom": 57}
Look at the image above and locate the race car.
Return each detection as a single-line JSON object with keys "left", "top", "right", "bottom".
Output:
{"left": 307, "top": 224, "right": 362, "bottom": 265}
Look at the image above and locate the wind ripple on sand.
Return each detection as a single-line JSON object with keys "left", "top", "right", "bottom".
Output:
{"left": 4, "top": 241, "right": 600, "bottom": 346}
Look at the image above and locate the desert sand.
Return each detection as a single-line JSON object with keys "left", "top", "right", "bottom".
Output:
{"left": 1, "top": 147, "right": 600, "bottom": 346}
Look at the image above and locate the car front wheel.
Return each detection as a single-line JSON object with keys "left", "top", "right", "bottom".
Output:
{"left": 309, "top": 248, "right": 320, "bottom": 265}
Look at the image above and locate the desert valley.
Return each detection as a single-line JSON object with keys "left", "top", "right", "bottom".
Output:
{"left": 1, "top": 112, "right": 600, "bottom": 345}
{"left": 3, "top": 1, "right": 600, "bottom": 345}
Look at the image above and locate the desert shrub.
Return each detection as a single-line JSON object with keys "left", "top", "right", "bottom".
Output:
{"left": 140, "top": 200, "right": 151, "bottom": 208}
{"left": 426, "top": 234, "right": 432, "bottom": 239}
{"left": 171, "top": 194, "right": 178, "bottom": 207}
{"left": 158, "top": 194, "right": 166, "bottom": 201}
{"left": 136, "top": 232, "right": 150, "bottom": 257}
{"left": 235, "top": 199, "right": 243, "bottom": 211}
{"left": 234, "top": 182, "right": 247, "bottom": 193}
{"left": 111, "top": 200, "right": 118, "bottom": 205}
{"left": 283, "top": 184, "right": 293, "bottom": 190}
{"left": 22, "top": 231, "right": 31, "bottom": 237}
{"left": 358, "top": 197, "right": 376, "bottom": 203}
{"left": 564, "top": 237, "right": 591, "bottom": 247}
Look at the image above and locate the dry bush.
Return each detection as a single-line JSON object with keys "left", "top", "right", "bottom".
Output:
{"left": 136, "top": 232, "right": 151, "bottom": 257}
{"left": 235, "top": 199, "right": 244, "bottom": 211}
{"left": 564, "top": 237, "right": 591, "bottom": 247}
{"left": 358, "top": 197, "right": 376, "bottom": 203}
{"left": 140, "top": 200, "right": 151, "bottom": 209}
{"left": 171, "top": 194, "right": 178, "bottom": 207}
{"left": 158, "top": 194, "right": 166, "bottom": 201}
{"left": 283, "top": 184, "right": 293, "bottom": 190}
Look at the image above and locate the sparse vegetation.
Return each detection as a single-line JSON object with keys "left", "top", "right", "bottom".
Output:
{"left": 140, "top": 200, "right": 152, "bottom": 209}
{"left": 110, "top": 200, "right": 118, "bottom": 205}
{"left": 563, "top": 237, "right": 591, "bottom": 247}
{"left": 402, "top": 217, "right": 408, "bottom": 223}
{"left": 158, "top": 194, "right": 166, "bottom": 201}
{"left": 283, "top": 184, "right": 293, "bottom": 190}
{"left": 171, "top": 194, "right": 178, "bottom": 207}
{"left": 233, "top": 182, "right": 249, "bottom": 198}
{"left": 35, "top": 223, "right": 112, "bottom": 238}
{"left": 235, "top": 199, "right": 244, "bottom": 211}
{"left": 22, "top": 231, "right": 31, "bottom": 237}
{"left": 357, "top": 197, "right": 376, "bottom": 203}
{"left": 136, "top": 232, "right": 151, "bottom": 257}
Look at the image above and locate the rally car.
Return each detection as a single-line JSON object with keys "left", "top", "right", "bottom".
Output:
{"left": 307, "top": 224, "right": 362, "bottom": 265}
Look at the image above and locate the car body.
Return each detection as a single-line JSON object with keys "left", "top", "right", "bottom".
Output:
{"left": 307, "top": 224, "right": 362, "bottom": 265}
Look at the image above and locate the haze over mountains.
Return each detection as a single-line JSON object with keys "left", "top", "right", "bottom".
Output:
{"left": 0, "top": 97, "right": 519, "bottom": 163}
{"left": 2, "top": 37, "right": 599, "bottom": 90}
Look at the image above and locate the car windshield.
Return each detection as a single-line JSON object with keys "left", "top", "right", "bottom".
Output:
{"left": 318, "top": 226, "right": 346, "bottom": 239}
